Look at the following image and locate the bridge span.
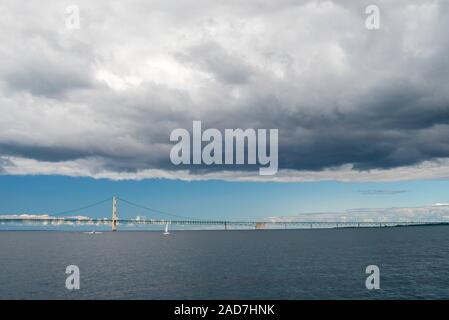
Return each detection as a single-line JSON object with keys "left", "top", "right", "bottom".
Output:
{"left": 0, "top": 196, "right": 446, "bottom": 230}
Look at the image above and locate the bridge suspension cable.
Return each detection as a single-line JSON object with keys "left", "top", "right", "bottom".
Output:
{"left": 52, "top": 197, "right": 112, "bottom": 216}
{"left": 117, "top": 197, "right": 200, "bottom": 221}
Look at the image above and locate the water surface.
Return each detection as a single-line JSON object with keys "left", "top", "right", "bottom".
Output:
{"left": 1, "top": 227, "right": 449, "bottom": 299}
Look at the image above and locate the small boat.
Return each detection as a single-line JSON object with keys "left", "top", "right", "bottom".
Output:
{"left": 84, "top": 230, "right": 102, "bottom": 235}
{"left": 163, "top": 223, "right": 170, "bottom": 235}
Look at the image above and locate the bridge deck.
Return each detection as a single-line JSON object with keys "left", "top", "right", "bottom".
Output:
{"left": 0, "top": 217, "right": 446, "bottom": 229}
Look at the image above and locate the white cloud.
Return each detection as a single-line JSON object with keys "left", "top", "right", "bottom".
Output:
{"left": 4, "top": 155, "right": 449, "bottom": 183}
{"left": 267, "top": 203, "right": 449, "bottom": 223}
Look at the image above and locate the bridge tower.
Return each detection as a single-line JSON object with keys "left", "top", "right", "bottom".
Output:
{"left": 112, "top": 195, "right": 118, "bottom": 231}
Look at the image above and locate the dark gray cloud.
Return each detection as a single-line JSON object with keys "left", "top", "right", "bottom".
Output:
{"left": 1, "top": 0, "right": 449, "bottom": 180}
{"left": 4, "top": 61, "right": 93, "bottom": 97}
{"left": 176, "top": 41, "right": 254, "bottom": 85}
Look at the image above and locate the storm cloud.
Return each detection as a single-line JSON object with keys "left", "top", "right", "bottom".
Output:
{"left": 1, "top": 0, "right": 449, "bottom": 181}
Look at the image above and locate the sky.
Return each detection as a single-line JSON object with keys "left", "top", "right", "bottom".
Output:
{"left": 1, "top": 175, "right": 449, "bottom": 222}
{"left": 1, "top": 1, "right": 449, "bottom": 222}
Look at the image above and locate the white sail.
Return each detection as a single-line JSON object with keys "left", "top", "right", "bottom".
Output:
{"left": 164, "top": 223, "right": 170, "bottom": 235}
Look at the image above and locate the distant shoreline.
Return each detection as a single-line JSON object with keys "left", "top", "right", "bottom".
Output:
{"left": 1, "top": 223, "right": 449, "bottom": 232}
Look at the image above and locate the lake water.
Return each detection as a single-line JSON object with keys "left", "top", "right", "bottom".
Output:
{"left": 1, "top": 226, "right": 449, "bottom": 299}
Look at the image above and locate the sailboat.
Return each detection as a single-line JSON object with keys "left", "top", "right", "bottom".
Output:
{"left": 163, "top": 223, "right": 170, "bottom": 235}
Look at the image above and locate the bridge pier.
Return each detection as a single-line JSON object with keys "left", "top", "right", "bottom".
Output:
{"left": 255, "top": 222, "right": 266, "bottom": 230}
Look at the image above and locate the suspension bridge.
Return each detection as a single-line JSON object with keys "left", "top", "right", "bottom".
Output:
{"left": 0, "top": 196, "right": 446, "bottom": 230}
